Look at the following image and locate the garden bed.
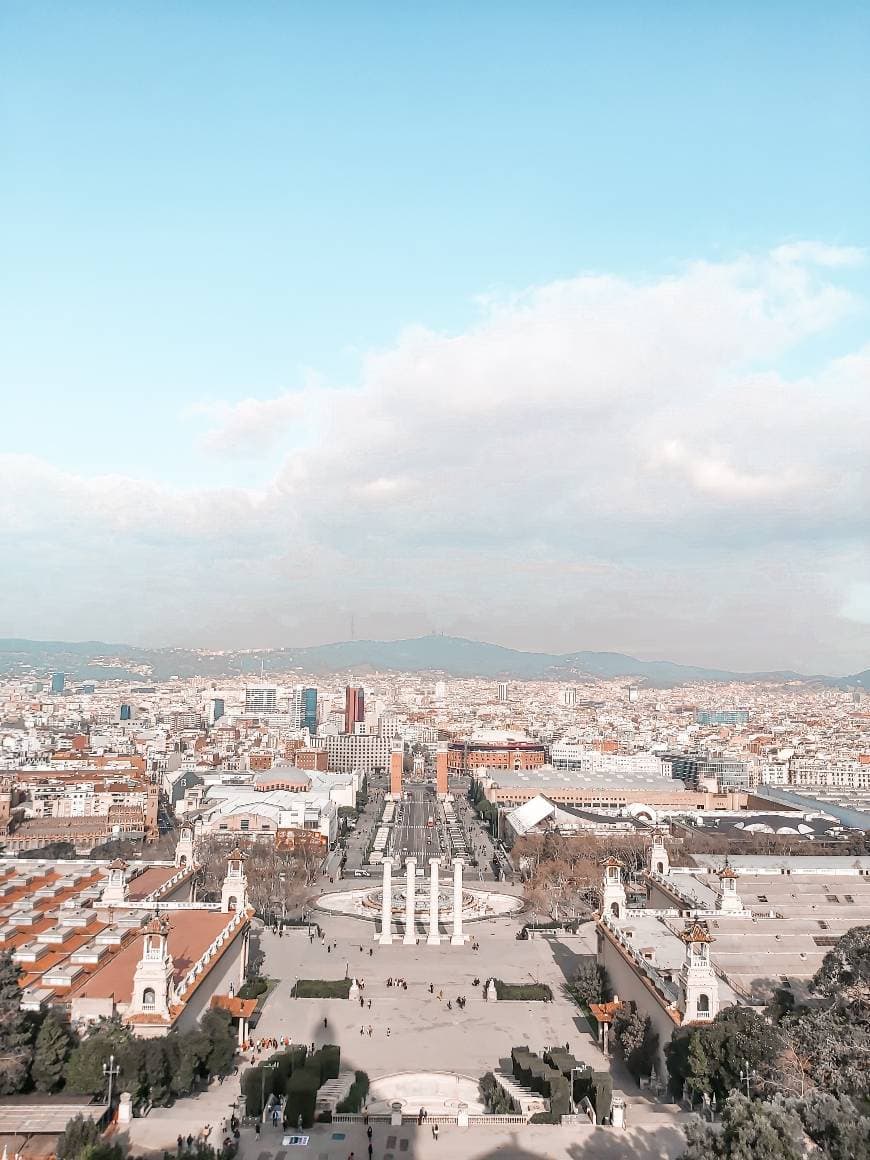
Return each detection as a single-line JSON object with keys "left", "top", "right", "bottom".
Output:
{"left": 291, "top": 978, "right": 353, "bottom": 999}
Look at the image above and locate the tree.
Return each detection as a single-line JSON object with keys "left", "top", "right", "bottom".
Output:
{"left": 200, "top": 1009, "right": 236, "bottom": 1076}
{"left": 572, "top": 958, "right": 608, "bottom": 1006}
{"left": 0, "top": 950, "right": 31, "bottom": 1093}
{"left": 64, "top": 1021, "right": 133, "bottom": 1095}
{"left": 679, "top": 1093, "right": 806, "bottom": 1160}
{"left": 812, "top": 924, "right": 870, "bottom": 1016}
{"left": 666, "top": 1007, "right": 782, "bottom": 1100}
{"left": 794, "top": 1091, "right": 870, "bottom": 1160}
{"left": 56, "top": 1114, "right": 101, "bottom": 1160}
{"left": 31, "top": 1012, "right": 75, "bottom": 1092}
{"left": 613, "top": 1005, "right": 659, "bottom": 1081}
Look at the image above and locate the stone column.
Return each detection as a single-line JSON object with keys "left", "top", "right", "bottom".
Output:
{"left": 379, "top": 857, "right": 393, "bottom": 945}
{"left": 427, "top": 858, "right": 441, "bottom": 944}
{"left": 403, "top": 858, "right": 417, "bottom": 944}
{"left": 451, "top": 858, "right": 466, "bottom": 945}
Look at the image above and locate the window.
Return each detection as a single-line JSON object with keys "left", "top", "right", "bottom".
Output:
{"left": 240, "top": 819, "right": 250, "bottom": 831}
{"left": 697, "top": 994, "right": 710, "bottom": 1014}
{"left": 142, "top": 986, "right": 156, "bottom": 1009}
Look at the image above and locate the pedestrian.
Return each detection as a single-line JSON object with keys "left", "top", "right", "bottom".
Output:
{"left": 367, "top": 1125, "right": 373, "bottom": 1141}
{"left": 186, "top": 1136, "right": 193, "bottom": 1148}
{"left": 177, "top": 1136, "right": 183, "bottom": 1151}
{"left": 324, "top": 1016, "right": 328, "bottom": 1028}
{"left": 368, "top": 1024, "right": 373, "bottom": 1037}
{"left": 368, "top": 998, "right": 372, "bottom": 1009}
{"left": 369, "top": 947, "right": 373, "bottom": 956}
{"left": 386, "top": 1026, "right": 391, "bottom": 1037}
{"left": 367, "top": 1144, "right": 373, "bottom": 1160}
{"left": 432, "top": 1123, "right": 439, "bottom": 1141}
{"left": 254, "top": 1124, "right": 260, "bottom": 1139}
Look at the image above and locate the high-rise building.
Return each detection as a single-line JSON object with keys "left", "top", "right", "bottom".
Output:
{"left": 628, "top": 685, "right": 639, "bottom": 703}
{"left": 120, "top": 704, "right": 132, "bottom": 721}
{"left": 497, "top": 682, "right": 509, "bottom": 703}
{"left": 290, "top": 686, "right": 318, "bottom": 732}
{"left": 245, "top": 687, "right": 278, "bottom": 715}
{"left": 208, "top": 698, "right": 225, "bottom": 725}
{"left": 344, "top": 686, "right": 365, "bottom": 734}
{"left": 562, "top": 687, "right": 577, "bottom": 708}
{"left": 695, "top": 710, "right": 749, "bottom": 726}
{"left": 51, "top": 672, "right": 65, "bottom": 695}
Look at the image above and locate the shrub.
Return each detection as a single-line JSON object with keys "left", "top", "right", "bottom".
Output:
{"left": 572, "top": 958, "right": 609, "bottom": 1006}
{"left": 592, "top": 1072, "right": 612, "bottom": 1123}
{"left": 548, "top": 1074, "right": 571, "bottom": 1121}
{"left": 291, "top": 979, "right": 352, "bottom": 999}
{"left": 318, "top": 1044, "right": 341, "bottom": 1083}
{"left": 241, "top": 1066, "right": 275, "bottom": 1117}
{"left": 237, "top": 978, "right": 268, "bottom": 1000}
{"left": 493, "top": 980, "right": 552, "bottom": 1001}
{"left": 336, "top": 1070, "right": 370, "bottom": 1114}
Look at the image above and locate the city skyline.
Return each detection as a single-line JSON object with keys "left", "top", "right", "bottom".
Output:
{"left": 2, "top": 4, "right": 869, "bottom": 673}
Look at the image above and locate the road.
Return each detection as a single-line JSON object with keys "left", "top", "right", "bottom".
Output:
{"left": 389, "top": 783, "right": 445, "bottom": 862}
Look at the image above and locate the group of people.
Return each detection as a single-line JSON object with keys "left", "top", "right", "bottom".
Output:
{"left": 240, "top": 1035, "right": 288, "bottom": 1058}
{"left": 386, "top": 976, "right": 408, "bottom": 990}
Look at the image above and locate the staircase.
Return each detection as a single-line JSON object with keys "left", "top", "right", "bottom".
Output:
{"left": 317, "top": 1069, "right": 357, "bottom": 1112}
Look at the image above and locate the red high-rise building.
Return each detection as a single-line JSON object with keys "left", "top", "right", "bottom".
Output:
{"left": 344, "top": 686, "right": 365, "bottom": 734}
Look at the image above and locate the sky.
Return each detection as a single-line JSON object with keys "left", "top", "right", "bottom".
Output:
{"left": 1, "top": 1, "right": 869, "bottom": 674}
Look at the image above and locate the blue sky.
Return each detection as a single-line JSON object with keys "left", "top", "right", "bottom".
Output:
{"left": 1, "top": 2, "right": 869, "bottom": 670}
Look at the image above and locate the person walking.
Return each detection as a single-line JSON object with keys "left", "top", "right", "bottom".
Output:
{"left": 432, "top": 1123, "right": 439, "bottom": 1141}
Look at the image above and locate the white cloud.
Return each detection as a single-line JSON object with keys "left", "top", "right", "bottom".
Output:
{"left": 3, "top": 246, "right": 869, "bottom": 670}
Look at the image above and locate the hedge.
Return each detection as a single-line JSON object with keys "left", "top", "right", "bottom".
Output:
{"left": 241, "top": 1066, "right": 275, "bottom": 1117}
{"left": 494, "top": 980, "right": 553, "bottom": 1001}
{"left": 284, "top": 1065, "right": 322, "bottom": 1129}
{"left": 318, "top": 1044, "right": 341, "bottom": 1083}
{"left": 291, "top": 979, "right": 352, "bottom": 999}
{"left": 237, "top": 977, "right": 269, "bottom": 1000}
{"left": 336, "top": 1070, "right": 370, "bottom": 1114}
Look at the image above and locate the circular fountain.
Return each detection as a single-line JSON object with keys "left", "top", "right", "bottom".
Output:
{"left": 316, "top": 883, "right": 523, "bottom": 923}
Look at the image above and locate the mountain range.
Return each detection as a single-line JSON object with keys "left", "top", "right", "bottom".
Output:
{"left": 0, "top": 635, "right": 867, "bottom": 688}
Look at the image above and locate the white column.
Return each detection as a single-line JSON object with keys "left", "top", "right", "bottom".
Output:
{"left": 379, "top": 857, "right": 394, "bottom": 944}
{"left": 451, "top": 857, "right": 465, "bottom": 945}
{"left": 403, "top": 858, "right": 417, "bottom": 944}
{"left": 427, "top": 858, "right": 441, "bottom": 945}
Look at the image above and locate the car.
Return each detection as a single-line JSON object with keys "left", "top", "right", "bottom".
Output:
{"left": 353, "top": 869, "right": 371, "bottom": 878}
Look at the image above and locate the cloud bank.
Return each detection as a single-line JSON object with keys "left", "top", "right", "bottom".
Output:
{"left": 2, "top": 245, "right": 868, "bottom": 672}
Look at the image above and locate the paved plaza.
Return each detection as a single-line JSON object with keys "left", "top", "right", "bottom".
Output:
{"left": 254, "top": 913, "right": 612, "bottom": 1080}
{"left": 122, "top": 871, "right": 685, "bottom": 1158}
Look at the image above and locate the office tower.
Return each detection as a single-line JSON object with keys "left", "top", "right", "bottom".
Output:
{"left": 562, "top": 687, "right": 577, "bottom": 708}
{"left": 120, "top": 703, "right": 132, "bottom": 721}
{"left": 51, "top": 672, "right": 65, "bottom": 695}
{"left": 344, "top": 686, "right": 365, "bottom": 734}
{"left": 245, "top": 686, "right": 277, "bottom": 715}
{"left": 289, "top": 686, "right": 318, "bottom": 731}
{"left": 497, "top": 682, "right": 509, "bottom": 703}
{"left": 208, "top": 698, "right": 225, "bottom": 725}
{"left": 628, "top": 685, "right": 639, "bottom": 703}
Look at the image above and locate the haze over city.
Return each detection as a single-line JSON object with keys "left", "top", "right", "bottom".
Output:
{"left": 1, "top": 4, "right": 869, "bottom": 674}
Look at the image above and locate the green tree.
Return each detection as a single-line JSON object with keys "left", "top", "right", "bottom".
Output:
{"left": 613, "top": 1005, "right": 659, "bottom": 1081}
{"left": 572, "top": 958, "right": 608, "bottom": 1006}
{"left": 64, "top": 1022, "right": 133, "bottom": 1095}
{"left": 200, "top": 1009, "right": 235, "bottom": 1076}
{"left": 56, "top": 1114, "right": 101, "bottom": 1160}
{"left": 795, "top": 1091, "right": 870, "bottom": 1160}
{"left": 31, "top": 1011, "right": 75, "bottom": 1092}
{"left": 812, "top": 923, "right": 870, "bottom": 1015}
{"left": 666, "top": 1006, "right": 781, "bottom": 1101}
{"left": 0, "top": 950, "right": 31, "bottom": 1093}
{"left": 679, "top": 1093, "right": 806, "bottom": 1160}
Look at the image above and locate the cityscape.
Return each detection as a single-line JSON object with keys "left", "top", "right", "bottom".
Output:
{"left": 2, "top": 3, "right": 868, "bottom": 1160}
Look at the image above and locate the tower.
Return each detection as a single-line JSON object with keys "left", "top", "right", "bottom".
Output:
{"left": 101, "top": 859, "right": 129, "bottom": 906}
{"left": 174, "top": 823, "right": 195, "bottom": 869}
{"left": 221, "top": 848, "right": 249, "bottom": 913}
{"left": 715, "top": 861, "right": 743, "bottom": 914}
{"left": 678, "top": 921, "right": 719, "bottom": 1022}
{"left": 649, "top": 831, "right": 670, "bottom": 877}
{"left": 344, "top": 686, "right": 365, "bottom": 734}
{"left": 435, "top": 744, "right": 449, "bottom": 798}
{"left": 130, "top": 916, "right": 175, "bottom": 1017}
{"left": 601, "top": 856, "right": 627, "bottom": 920}
{"left": 390, "top": 741, "right": 404, "bottom": 798}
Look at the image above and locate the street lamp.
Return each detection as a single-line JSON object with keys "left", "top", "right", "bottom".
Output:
{"left": 260, "top": 1060, "right": 279, "bottom": 1120}
{"left": 103, "top": 1054, "right": 120, "bottom": 1109}
{"left": 739, "top": 1061, "right": 758, "bottom": 1099}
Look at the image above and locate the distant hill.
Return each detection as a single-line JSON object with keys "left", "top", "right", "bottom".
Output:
{"left": 0, "top": 633, "right": 858, "bottom": 687}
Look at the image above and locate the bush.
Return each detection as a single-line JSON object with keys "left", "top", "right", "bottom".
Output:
{"left": 318, "top": 1044, "right": 341, "bottom": 1083}
{"left": 237, "top": 978, "right": 268, "bottom": 1000}
{"left": 291, "top": 979, "right": 352, "bottom": 999}
{"left": 336, "top": 1070, "right": 370, "bottom": 1114}
{"left": 572, "top": 958, "right": 609, "bottom": 1006}
{"left": 593, "top": 1072, "right": 612, "bottom": 1123}
{"left": 493, "top": 980, "right": 552, "bottom": 1001}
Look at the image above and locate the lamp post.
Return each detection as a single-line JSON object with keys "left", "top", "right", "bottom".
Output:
{"left": 739, "top": 1060, "right": 757, "bottom": 1099}
{"left": 261, "top": 1060, "right": 279, "bottom": 1120}
{"left": 103, "top": 1054, "right": 120, "bottom": 1109}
